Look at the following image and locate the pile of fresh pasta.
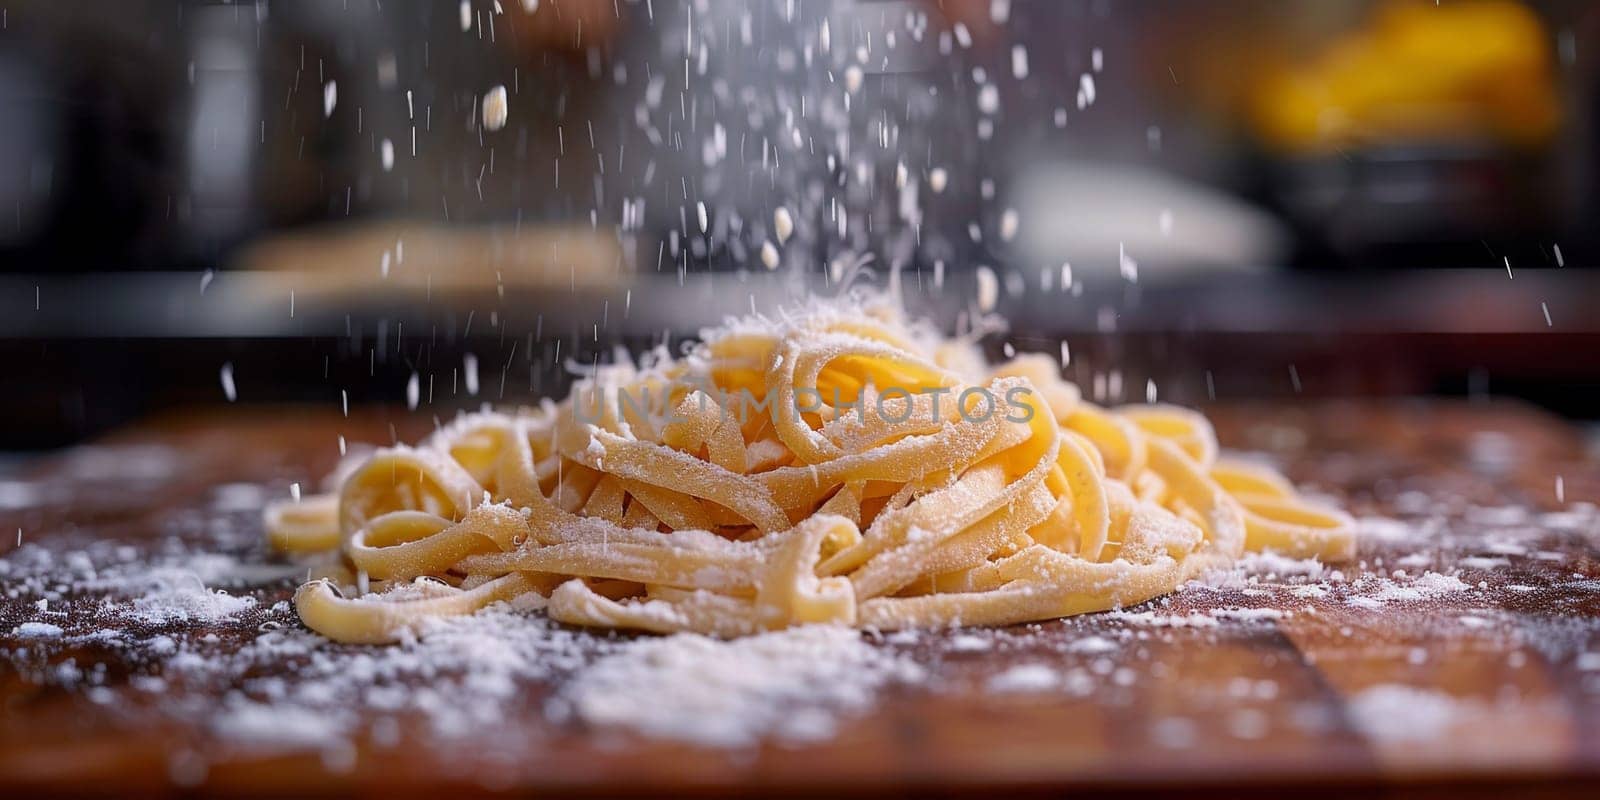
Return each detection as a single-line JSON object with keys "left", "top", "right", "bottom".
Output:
{"left": 265, "top": 295, "right": 1355, "bottom": 644}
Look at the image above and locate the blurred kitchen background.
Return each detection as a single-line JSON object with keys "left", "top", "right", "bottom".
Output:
{"left": 4, "top": 0, "right": 1600, "bottom": 450}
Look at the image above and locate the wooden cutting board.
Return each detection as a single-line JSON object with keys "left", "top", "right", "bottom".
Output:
{"left": 2, "top": 400, "right": 1599, "bottom": 797}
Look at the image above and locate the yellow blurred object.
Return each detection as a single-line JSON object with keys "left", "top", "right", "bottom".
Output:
{"left": 1251, "top": 1, "right": 1559, "bottom": 153}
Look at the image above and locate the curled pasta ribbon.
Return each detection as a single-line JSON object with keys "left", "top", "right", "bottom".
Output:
{"left": 1212, "top": 459, "right": 1357, "bottom": 561}
{"left": 295, "top": 572, "right": 545, "bottom": 645}
{"left": 265, "top": 297, "right": 1355, "bottom": 643}
{"left": 263, "top": 493, "right": 340, "bottom": 552}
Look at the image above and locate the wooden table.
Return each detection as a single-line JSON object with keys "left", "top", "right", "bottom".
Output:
{"left": 3, "top": 401, "right": 1600, "bottom": 797}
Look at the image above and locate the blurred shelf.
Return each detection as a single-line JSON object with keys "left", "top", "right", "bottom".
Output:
{"left": 4, "top": 266, "right": 1600, "bottom": 339}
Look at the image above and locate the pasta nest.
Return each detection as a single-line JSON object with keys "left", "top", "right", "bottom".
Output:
{"left": 266, "top": 297, "right": 1354, "bottom": 643}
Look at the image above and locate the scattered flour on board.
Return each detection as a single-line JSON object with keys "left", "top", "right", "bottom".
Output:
{"left": 123, "top": 567, "right": 259, "bottom": 624}
{"left": 946, "top": 633, "right": 993, "bottom": 652}
{"left": 1235, "top": 551, "right": 1330, "bottom": 579}
{"left": 1107, "top": 610, "right": 1219, "bottom": 628}
{"left": 1357, "top": 516, "right": 1416, "bottom": 543}
{"left": 1211, "top": 607, "right": 1288, "bottom": 623}
{"left": 210, "top": 703, "right": 353, "bottom": 751}
{"left": 1106, "top": 607, "right": 1287, "bottom": 628}
{"left": 3, "top": 537, "right": 928, "bottom": 752}
{"left": 7, "top": 469, "right": 1584, "bottom": 755}
{"left": 2, "top": 541, "right": 262, "bottom": 623}
{"left": 554, "top": 625, "right": 924, "bottom": 747}
{"left": 1393, "top": 552, "right": 1433, "bottom": 569}
{"left": 983, "top": 662, "right": 1096, "bottom": 696}
{"left": 11, "top": 622, "right": 64, "bottom": 638}
{"left": 1346, "top": 685, "right": 1474, "bottom": 743}
{"left": 176, "top": 603, "right": 600, "bottom": 746}
{"left": 985, "top": 664, "right": 1062, "bottom": 693}
{"left": 1068, "top": 635, "right": 1120, "bottom": 654}
{"left": 1192, "top": 549, "right": 1339, "bottom": 593}
{"left": 1346, "top": 571, "right": 1470, "bottom": 610}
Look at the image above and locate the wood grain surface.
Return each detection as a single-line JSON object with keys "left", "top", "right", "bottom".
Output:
{"left": 2, "top": 400, "right": 1600, "bottom": 798}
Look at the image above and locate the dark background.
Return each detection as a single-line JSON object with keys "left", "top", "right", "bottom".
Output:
{"left": 4, "top": 0, "right": 1600, "bottom": 450}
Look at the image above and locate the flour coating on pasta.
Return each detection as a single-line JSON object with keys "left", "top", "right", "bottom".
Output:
{"left": 265, "top": 295, "right": 1356, "bottom": 643}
